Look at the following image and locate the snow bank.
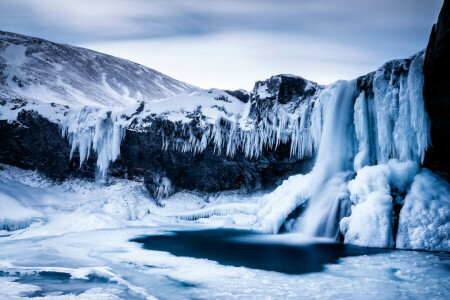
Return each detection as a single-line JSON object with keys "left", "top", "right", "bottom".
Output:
{"left": 0, "top": 165, "right": 260, "bottom": 237}
{"left": 0, "top": 181, "right": 44, "bottom": 231}
{"left": 340, "top": 160, "right": 420, "bottom": 248}
{"left": 396, "top": 169, "right": 450, "bottom": 251}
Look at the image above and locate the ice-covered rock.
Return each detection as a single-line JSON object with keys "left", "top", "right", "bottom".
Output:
{"left": 257, "top": 51, "right": 431, "bottom": 237}
{"left": 396, "top": 169, "right": 450, "bottom": 251}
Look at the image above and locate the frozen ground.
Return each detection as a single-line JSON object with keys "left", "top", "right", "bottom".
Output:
{"left": 0, "top": 164, "right": 449, "bottom": 299}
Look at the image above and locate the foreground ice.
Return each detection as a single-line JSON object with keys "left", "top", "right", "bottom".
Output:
{"left": 0, "top": 165, "right": 449, "bottom": 299}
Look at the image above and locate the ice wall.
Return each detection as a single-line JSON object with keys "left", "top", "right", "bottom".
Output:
{"left": 353, "top": 51, "right": 430, "bottom": 167}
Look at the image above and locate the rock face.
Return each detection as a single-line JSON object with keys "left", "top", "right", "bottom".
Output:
{"left": 118, "top": 123, "right": 315, "bottom": 193}
{"left": 0, "top": 75, "right": 318, "bottom": 193}
{"left": 423, "top": 0, "right": 450, "bottom": 180}
{"left": 0, "top": 109, "right": 315, "bottom": 193}
{"left": 0, "top": 110, "right": 96, "bottom": 180}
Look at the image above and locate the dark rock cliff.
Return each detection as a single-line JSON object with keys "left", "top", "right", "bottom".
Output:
{"left": 423, "top": 0, "right": 450, "bottom": 180}
{"left": 0, "top": 77, "right": 317, "bottom": 194}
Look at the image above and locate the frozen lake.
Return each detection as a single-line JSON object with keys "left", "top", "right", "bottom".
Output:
{"left": 1, "top": 226, "right": 449, "bottom": 299}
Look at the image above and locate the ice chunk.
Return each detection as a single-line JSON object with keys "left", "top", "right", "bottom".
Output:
{"left": 340, "top": 161, "right": 419, "bottom": 248}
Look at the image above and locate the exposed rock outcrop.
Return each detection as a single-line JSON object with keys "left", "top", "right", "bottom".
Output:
{"left": 423, "top": 0, "right": 450, "bottom": 180}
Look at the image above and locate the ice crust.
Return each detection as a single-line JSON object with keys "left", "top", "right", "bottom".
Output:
{"left": 340, "top": 161, "right": 420, "bottom": 248}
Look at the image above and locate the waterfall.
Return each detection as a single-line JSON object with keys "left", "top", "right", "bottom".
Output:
{"left": 256, "top": 51, "right": 431, "bottom": 240}
{"left": 292, "top": 80, "right": 356, "bottom": 238}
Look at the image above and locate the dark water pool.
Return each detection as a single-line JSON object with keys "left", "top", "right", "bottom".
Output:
{"left": 132, "top": 229, "right": 385, "bottom": 275}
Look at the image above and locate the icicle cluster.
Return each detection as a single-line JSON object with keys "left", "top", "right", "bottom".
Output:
{"left": 159, "top": 86, "right": 333, "bottom": 160}
{"left": 167, "top": 203, "right": 257, "bottom": 221}
{"left": 62, "top": 107, "right": 126, "bottom": 178}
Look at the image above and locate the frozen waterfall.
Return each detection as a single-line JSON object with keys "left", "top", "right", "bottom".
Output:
{"left": 256, "top": 51, "right": 432, "bottom": 240}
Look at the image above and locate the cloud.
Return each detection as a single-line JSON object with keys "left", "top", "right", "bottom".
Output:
{"left": 0, "top": 0, "right": 443, "bottom": 89}
{"left": 82, "top": 31, "right": 384, "bottom": 90}
{"left": 0, "top": 0, "right": 442, "bottom": 43}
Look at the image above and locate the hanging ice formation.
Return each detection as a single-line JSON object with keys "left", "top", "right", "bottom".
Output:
{"left": 62, "top": 107, "right": 126, "bottom": 178}
{"left": 62, "top": 77, "right": 330, "bottom": 178}
{"left": 256, "top": 51, "right": 431, "bottom": 237}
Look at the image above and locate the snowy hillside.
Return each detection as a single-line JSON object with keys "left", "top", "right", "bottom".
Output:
{"left": 0, "top": 30, "right": 198, "bottom": 108}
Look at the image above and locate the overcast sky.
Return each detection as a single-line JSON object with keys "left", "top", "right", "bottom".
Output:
{"left": 0, "top": 0, "right": 444, "bottom": 90}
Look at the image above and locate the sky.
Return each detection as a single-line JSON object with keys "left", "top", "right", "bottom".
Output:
{"left": 0, "top": 0, "right": 444, "bottom": 90}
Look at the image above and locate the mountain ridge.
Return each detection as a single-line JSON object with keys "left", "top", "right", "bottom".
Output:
{"left": 0, "top": 30, "right": 199, "bottom": 108}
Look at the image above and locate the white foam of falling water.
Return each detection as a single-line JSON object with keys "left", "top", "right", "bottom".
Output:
{"left": 293, "top": 80, "right": 356, "bottom": 238}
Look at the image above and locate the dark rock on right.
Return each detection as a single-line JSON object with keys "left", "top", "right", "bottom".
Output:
{"left": 423, "top": 0, "right": 450, "bottom": 180}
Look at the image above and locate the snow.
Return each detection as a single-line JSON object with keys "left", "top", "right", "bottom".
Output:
{"left": 0, "top": 166, "right": 450, "bottom": 299}
{"left": 340, "top": 160, "right": 420, "bottom": 248}
{"left": 0, "top": 164, "right": 449, "bottom": 298}
{"left": 396, "top": 169, "right": 450, "bottom": 251}
{"left": 0, "top": 30, "right": 445, "bottom": 255}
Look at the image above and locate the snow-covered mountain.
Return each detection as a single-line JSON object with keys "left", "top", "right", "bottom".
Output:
{"left": 0, "top": 30, "right": 198, "bottom": 108}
